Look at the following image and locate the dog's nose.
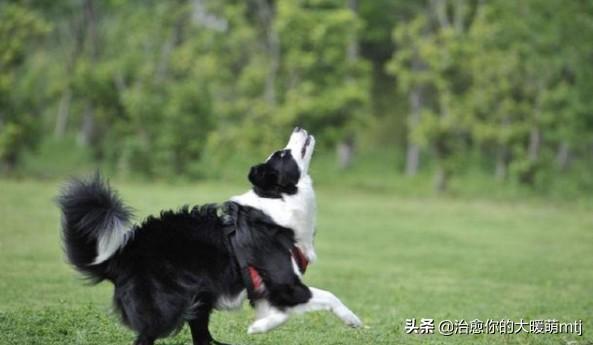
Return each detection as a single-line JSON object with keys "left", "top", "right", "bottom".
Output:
{"left": 293, "top": 127, "right": 302, "bottom": 133}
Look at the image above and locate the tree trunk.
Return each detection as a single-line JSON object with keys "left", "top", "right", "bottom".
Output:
{"left": 54, "top": 88, "right": 71, "bottom": 138}
{"left": 555, "top": 141, "right": 570, "bottom": 171}
{"left": 452, "top": 0, "right": 465, "bottom": 33}
{"left": 0, "top": 108, "right": 14, "bottom": 172}
{"left": 254, "top": 0, "right": 279, "bottom": 106}
{"left": 1, "top": 153, "right": 17, "bottom": 175}
{"left": 264, "top": 28, "right": 280, "bottom": 105}
{"left": 337, "top": 136, "right": 354, "bottom": 170}
{"left": 78, "top": 0, "right": 98, "bottom": 147}
{"left": 433, "top": 135, "right": 451, "bottom": 193}
{"left": 434, "top": 164, "right": 448, "bottom": 193}
{"left": 78, "top": 104, "right": 95, "bottom": 146}
{"left": 405, "top": 143, "right": 420, "bottom": 176}
{"left": 405, "top": 83, "right": 422, "bottom": 176}
{"left": 55, "top": 0, "right": 86, "bottom": 140}
{"left": 334, "top": 0, "right": 359, "bottom": 171}
{"left": 83, "top": 0, "right": 98, "bottom": 56}
{"left": 495, "top": 145, "right": 509, "bottom": 181}
{"left": 347, "top": 0, "right": 359, "bottom": 63}
{"left": 431, "top": 0, "right": 450, "bottom": 29}
{"left": 156, "top": 13, "right": 186, "bottom": 83}
{"left": 527, "top": 126, "right": 541, "bottom": 162}
{"left": 520, "top": 125, "right": 541, "bottom": 186}
{"left": 405, "top": 51, "right": 425, "bottom": 176}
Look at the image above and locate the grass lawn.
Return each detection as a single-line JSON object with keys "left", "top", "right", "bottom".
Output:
{"left": 0, "top": 178, "right": 592, "bottom": 345}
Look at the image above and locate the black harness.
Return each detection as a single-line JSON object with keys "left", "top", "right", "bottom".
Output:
{"left": 219, "top": 201, "right": 308, "bottom": 302}
{"left": 220, "top": 201, "right": 263, "bottom": 301}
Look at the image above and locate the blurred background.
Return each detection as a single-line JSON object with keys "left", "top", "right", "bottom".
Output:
{"left": 1, "top": 0, "right": 593, "bottom": 198}
{"left": 2, "top": 2, "right": 593, "bottom": 344}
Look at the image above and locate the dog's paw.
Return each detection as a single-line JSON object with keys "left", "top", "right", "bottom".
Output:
{"left": 247, "top": 320, "right": 268, "bottom": 334}
{"left": 336, "top": 307, "right": 363, "bottom": 328}
{"left": 247, "top": 313, "right": 289, "bottom": 334}
{"left": 344, "top": 313, "right": 363, "bottom": 328}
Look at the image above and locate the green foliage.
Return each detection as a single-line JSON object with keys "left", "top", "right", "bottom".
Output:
{"left": 274, "top": 1, "right": 369, "bottom": 143}
{"left": 1, "top": 0, "right": 593, "bottom": 195}
{"left": 0, "top": 3, "right": 49, "bottom": 173}
{"left": 387, "top": 0, "right": 593, "bottom": 190}
{"left": 17, "top": 136, "right": 94, "bottom": 179}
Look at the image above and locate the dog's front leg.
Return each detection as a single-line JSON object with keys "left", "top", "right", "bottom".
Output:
{"left": 248, "top": 300, "right": 289, "bottom": 334}
{"left": 247, "top": 287, "right": 362, "bottom": 334}
{"left": 291, "top": 287, "right": 362, "bottom": 327}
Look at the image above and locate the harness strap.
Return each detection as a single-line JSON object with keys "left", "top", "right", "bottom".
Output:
{"left": 220, "top": 201, "right": 261, "bottom": 301}
{"left": 292, "top": 246, "right": 309, "bottom": 274}
{"left": 220, "top": 201, "right": 309, "bottom": 301}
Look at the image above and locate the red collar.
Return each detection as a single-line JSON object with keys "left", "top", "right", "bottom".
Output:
{"left": 248, "top": 246, "right": 309, "bottom": 293}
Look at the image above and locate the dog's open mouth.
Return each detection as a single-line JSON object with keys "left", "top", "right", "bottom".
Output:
{"left": 301, "top": 135, "right": 311, "bottom": 159}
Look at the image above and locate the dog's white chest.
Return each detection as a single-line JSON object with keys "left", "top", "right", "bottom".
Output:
{"left": 230, "top": 176, "right": 317, "bottom": 262}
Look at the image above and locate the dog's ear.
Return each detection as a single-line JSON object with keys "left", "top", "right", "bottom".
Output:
{"left": 248, "top": 164, "right": 278, "bottom": 190}
{"left": 277, "top": 165, "right": 299, "bottom": 188}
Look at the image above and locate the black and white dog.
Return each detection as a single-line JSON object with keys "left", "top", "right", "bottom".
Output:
{"left": 58, "top": 128, "right": 361, "bottom": 345}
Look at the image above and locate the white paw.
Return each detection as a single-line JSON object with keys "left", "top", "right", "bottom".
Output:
{"left": 247, "top": 320, "right": 268, "bottom": 334}
{"left": 337, "top": 308, "right": 363, "bottom": 328}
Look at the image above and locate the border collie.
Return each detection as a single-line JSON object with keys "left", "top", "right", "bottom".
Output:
{"left": 58, "top": 128, "right": 362, "bottom": 345}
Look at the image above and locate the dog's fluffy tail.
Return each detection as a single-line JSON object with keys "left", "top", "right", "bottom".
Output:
{"left": 57, "top": 173, "right": 133, "bottom": 283}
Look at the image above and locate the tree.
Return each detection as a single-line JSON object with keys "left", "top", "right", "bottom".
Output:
{"left": 0, "top": 3, "right": 49, "bottom": 173}
{"left": 388, "top": 0, "right": 477, "bottom": 191}
{"left": 274, "top": 0, "right": 369, "bottom": 161}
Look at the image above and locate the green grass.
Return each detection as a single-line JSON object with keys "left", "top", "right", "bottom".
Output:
{"left": 0, "top": 179, "right": 592, "bottom": 345}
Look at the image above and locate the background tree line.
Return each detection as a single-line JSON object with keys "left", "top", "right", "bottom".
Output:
{"left": 1, "top": 0, "right": 593, "bottom": 193}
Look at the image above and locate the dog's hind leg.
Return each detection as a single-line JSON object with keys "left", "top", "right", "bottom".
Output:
{"left": 133, "top": 335, "right": 155, "bottom": 345}
{"left": 187, "top": 309, "right": 212, "bottom": 345}
{"left": 188, "top": 307, "right": 233, "bottom": 345}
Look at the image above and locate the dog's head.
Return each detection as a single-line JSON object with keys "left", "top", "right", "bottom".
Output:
{"left": 248, "top": 127, "right": 315, "bottom": 198}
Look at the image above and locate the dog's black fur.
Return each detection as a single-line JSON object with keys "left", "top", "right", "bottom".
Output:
{"left": 58, "top": 168, "right": 311, "bottom": 345}
{"left": 248, "top": 149, "right": 301, "bottom": 198}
